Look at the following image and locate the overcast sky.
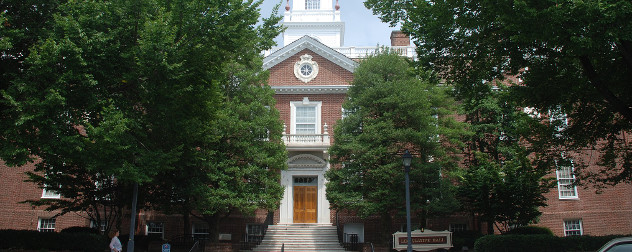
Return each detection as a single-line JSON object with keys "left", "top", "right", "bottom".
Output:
{"left": 258, "top": 0, "right": 399, "bottom": 47}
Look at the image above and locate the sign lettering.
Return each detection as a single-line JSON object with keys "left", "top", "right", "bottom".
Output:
{"left": 398, "top": 236, "right": 447, "bottom": 245}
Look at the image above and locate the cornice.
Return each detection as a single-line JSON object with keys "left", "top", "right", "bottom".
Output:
{"left": 271, "top": 85, "right": 350, "bottom": 94}
{"left": 263, "top": 36, "right": 358, "bottom": 73}
{"left": 283, "top": 22, "right": 345, "bottom": 29}
{"left": 287, "top": 154, "right": 327, "bottom": 169}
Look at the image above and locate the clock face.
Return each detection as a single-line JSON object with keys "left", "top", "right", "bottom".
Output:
{"left": 300, "top": 64, "right": 313, "bottom": 76}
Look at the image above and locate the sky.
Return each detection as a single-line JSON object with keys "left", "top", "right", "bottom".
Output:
{"left": 258, "top": 0, "right": 399, "bottom": 47}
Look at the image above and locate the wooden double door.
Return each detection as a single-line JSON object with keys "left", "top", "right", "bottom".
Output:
{"left": 293, "top": 186, "right": 317, "bottom": 223}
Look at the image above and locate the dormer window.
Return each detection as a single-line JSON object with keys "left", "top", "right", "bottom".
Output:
{"left": 306, "top": 0, "right": 320, "bottom": 10}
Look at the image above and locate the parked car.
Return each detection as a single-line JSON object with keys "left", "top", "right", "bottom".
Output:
{"left": 598, "top": 237, "right": 632, "bottom": 252}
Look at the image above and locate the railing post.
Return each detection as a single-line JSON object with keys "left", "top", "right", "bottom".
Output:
{"left": 282, "top": 123, "right": 287, "bottom": 143}
{"left": 323, "top": 123, "right": 329, "bottom": 144}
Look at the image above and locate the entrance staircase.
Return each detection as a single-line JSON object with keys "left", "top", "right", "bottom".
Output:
{"left": 251, "top": 224, "right": 346, "bottom": 252}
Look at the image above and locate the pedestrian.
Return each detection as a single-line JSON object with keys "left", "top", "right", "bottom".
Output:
{"left": 109, "top": 229, "right": 122, "bottom": 252}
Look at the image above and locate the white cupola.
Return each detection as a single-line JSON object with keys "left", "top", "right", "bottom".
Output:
{"left": 282, "top": 0, "right": 345, "bottom": 47}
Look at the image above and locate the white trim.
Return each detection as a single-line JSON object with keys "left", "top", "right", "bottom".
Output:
{"left": 288, "top": 154, "right": 327, "bottom": 169}
{"left": 563, "top": 219, "right": 583, "bottom": 236}
{"left": 290, "top": 99, "right": 322, "bottom": 135}
{"left": 271, "top": 85, "right": 349, "bottom": 94}
{"left": 556, "top": 159, "right": 578, "bottom": 199}
{"left": 192, "top": 223, "right": 209, "bottom": 239}
{"left": 38, "top": 218, "right": 56, "bottom": 232}
{"left": 294, "top": 54, "right": 319, "bottom": 83}
{"left": 263, "top": 36, "right": 357, "bottom": 72}
{"left": 146, "top": 222, "right": 164, "bottom": 239}
{"left": 42, "top": 187, "right": 61, "bottom": 199}
{"left": 279, "top": 168, "right": 331, "bottom": 224}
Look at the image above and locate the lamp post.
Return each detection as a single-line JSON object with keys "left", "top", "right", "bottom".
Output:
{"left": 402, "top": 150, "right": 413, "bottom": 252}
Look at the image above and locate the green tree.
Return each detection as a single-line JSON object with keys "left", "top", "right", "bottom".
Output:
{"left": 147, "top": 58, "right": 287, "bottom": 240}
{"left": 0, "top": 0, "right": 284, "bottom": 234}
{"left": 325, "top": 51, "right": 465, "bottom": 242}
{"left": 0, "top": 0, "right": 66, "bottom": 162}
{"left": 365, "top": 0, "right": 632, "bottom": 184}
{"left": 457, "top": 84, "right": 552, "bottom": 234}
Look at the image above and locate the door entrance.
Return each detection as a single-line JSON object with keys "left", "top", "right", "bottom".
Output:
{"left": 293, "top": 186, "right": 317, "bottom": 223}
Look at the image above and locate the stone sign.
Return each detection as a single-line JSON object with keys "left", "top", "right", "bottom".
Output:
{"left": 392, "top": 230, "right": 452, "bottom": 251}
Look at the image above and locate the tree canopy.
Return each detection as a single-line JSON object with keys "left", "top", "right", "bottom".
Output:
{"left": 0, "top": 0, "right": 285, "bottom": 233}
{"left": 457, "top": 84, "right": 552, "bottom": 234}
{"left": 365, "top": 0, "right": 632, "bottom": 184}
{"left": 325, "top": 51, "right": 465, "bottom": 239}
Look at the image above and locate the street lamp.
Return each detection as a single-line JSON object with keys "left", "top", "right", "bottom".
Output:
{"left": 402, "top": 150, "right": 413, "bottom": 252}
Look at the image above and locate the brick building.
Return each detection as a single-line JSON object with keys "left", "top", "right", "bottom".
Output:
{"left": 1, "top": 0, "right": 630, "bottom": 249}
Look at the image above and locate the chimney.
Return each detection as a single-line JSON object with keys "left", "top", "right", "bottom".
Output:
{"left": 390, "top": 31, "right": 410, "bottom": 46}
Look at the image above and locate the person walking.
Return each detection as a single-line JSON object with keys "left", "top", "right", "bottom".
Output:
{"left": 109, "top": 229, "right": 122, "bottom": 252}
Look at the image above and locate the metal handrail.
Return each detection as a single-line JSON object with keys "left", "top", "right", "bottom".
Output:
{"left": 187, "top": 240, "right": 200, "bottom": 252}
{"left": 240, "top": 211, "right": 274, "bottom": 250}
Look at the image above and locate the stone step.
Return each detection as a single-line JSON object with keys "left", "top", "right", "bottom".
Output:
{"left": 253, "top": 245, "right": 346, "bottom": 252}
{"left": 251, "top": 224, "right": 345, "bottom": 252}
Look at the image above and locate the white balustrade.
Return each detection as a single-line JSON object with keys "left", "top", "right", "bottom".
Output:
{"left": 282, "top": 123, "right": 331, "bottom": 148}
{"left": 263, "top": 46, "right": 416, "bottom": 59}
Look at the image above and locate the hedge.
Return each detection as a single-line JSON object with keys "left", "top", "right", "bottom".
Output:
{"left": 503, "top": 226, "right": 554, "bottom": 236}
{"left": 0, "top": 229, "right": 108, "bottom": 252}
{"left": 474, "top": 234, "right": 628, "bottom": 252}
{"left": 451, "top": 230, "right": 483, "bottom": 251}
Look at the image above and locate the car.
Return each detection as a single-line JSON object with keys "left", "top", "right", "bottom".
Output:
{"left": 598, "top": 237, "right": 632, "bottom": 252}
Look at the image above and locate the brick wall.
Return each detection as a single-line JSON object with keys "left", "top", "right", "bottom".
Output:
{"left": 537, "top": 148, "right": 632, "bottom": 236}
{"left": 0, "top": 161, "right": 89, "bottom": 231}
{"left": 274, "top": 93, "right": 347, "bottom": 137}
{"left": 390, "top": 31, "right": 410, "bottom": 47}
{"left": 268, "top": 49, "right": 354, "bottom": 87}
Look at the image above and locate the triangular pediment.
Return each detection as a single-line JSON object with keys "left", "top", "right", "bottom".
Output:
{"left": 263, "top": 36, "right": 358, "bottom": 73}
{"left": 287, "top": 154, "right": 327, "bottom": 169}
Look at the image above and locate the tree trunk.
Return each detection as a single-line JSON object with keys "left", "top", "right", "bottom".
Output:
{"left": 379, "top": 213, "right": 393, "bottom": 245}
{"left": 183, "top": 211, "right": 191, "bottom": 237}
{"left": 205, "top": 214, "right": 221, "bottom": 243}
{"left": 487, "top": 221, "right": 494, "bottom": 235}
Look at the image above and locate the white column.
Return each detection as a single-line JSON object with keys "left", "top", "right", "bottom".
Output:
{"left": 279, "top": 171, "right": 293, "bottom": 224}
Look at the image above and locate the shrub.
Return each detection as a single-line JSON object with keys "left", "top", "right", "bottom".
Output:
{"left": 475, "top": 234, "right": 562, "bottom": 252}
{"left": 0, "top": 229, "right": 108, "bottom": 252}
{"left": 451, "top": 230, "right": 483, "bottom": 251}
{"left": 561, "top": 235, "right": 627, "bottom": 251}
{"left": 61, "top": 226, "right": 101, "bottom": 234}
{"left": 504, "top": 226, "right": 554, "bottom": 236}
{"left": 474, "top": 234, "right": 629, "bottom": 252}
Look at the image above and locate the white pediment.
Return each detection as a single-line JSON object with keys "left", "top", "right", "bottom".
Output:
{"left": 263, "top": 35, "right": 358, "bottom": 73}
{"left": 287, "top": 154, "right": 327, "bottom": 169}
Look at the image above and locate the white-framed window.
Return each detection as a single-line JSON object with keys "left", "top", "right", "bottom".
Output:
{"left": 556, "top": 159, "right": 578, "bottom": 199}
{"left": 192, "top": 223, "right": 209, "bottom": 240}
{"left": 91, "top": 220, "right": 107, "bottom": 232}
{"left": 42, "top": 188, "right": 61, "bottom": 199}
{"left": 305, "top": 0, "right": 320, "bottom": 10}
{"left": 246, "top": 224, "right": 265, "bottom": 243}
{"left": 38, "top": 218, "right": 56, "bottom": 232}
{"left": 549, "top": 106, "right": 568, "bottom": 137}
{"left": 146, "top": 222, "right": 164, "bottom": 239}
{"left": 343, "top": 223, "right": 364, "bottom": 243}
{"left": 41, "top": 172, "right": 62, "bottom": 199}
{"left": 290, "top": 98, "right": 322, "bottom": 135}
{"left": 564, "top": 219, "right": 583, "bottom": 236}
{"left": 341, "top": 107, "right": 350, "bottom": 119}
{"left": 449, "top": 224, "right": 467, "bottom": 232}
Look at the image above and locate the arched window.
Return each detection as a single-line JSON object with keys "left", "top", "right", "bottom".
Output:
{"left": 305, "top": 0, "right": 320, "bottom": 10}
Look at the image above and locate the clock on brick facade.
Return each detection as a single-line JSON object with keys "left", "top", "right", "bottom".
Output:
{"left": 294, "top": 54, "right": 319, "bottom": 83}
